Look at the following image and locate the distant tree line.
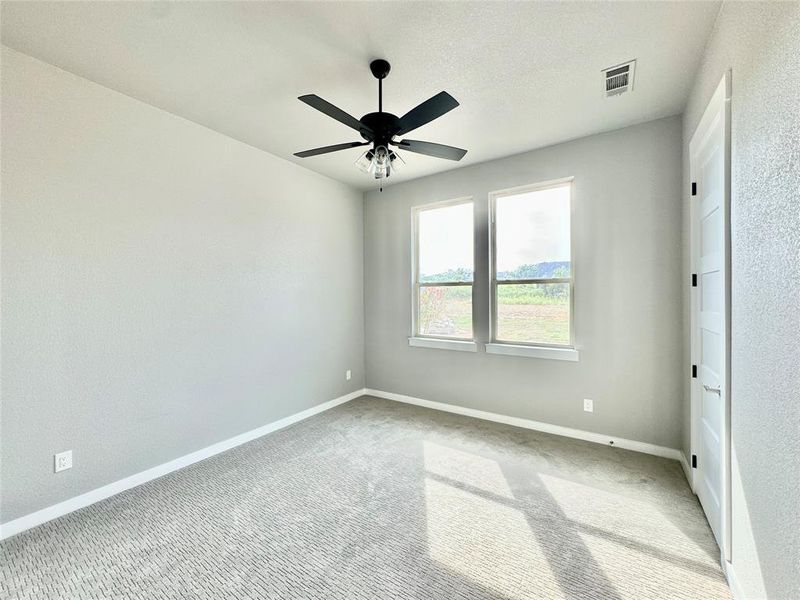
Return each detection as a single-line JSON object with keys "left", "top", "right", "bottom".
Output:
{"left": 498, "top": 261, "right": 570, "bottom": 280}
{"left": 420, "top": 261, "right": 570, "bottom": 283}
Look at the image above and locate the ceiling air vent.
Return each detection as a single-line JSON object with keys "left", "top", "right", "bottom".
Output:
{"left": 603, "top": 60, "right": 636, "bottom": 97}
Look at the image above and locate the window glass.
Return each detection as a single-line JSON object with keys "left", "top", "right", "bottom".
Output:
{"left": 419, "top": 203, "right": 474, "bottom": 283}
{"left": 496, "top": 185, "right": 570, "bottom": 280}
{"left": 496, "top": 283, "right": 570, "bottom": 345}
{"left": 419, "top": 285, "right": 473, "bottom": 338}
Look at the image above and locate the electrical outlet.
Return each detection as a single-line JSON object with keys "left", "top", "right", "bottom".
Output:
{"left": 583, "top": 399, "right": 594, "bottom": 413}
{"left": 346, "top": 369, "right": 352, "bottom": 381}
{"left": 54, "top": 450, "right": 72, "bottom": 473}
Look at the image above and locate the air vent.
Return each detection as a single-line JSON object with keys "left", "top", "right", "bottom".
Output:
{"left": 603, "top": 60, "right": 636, "bottom": 97}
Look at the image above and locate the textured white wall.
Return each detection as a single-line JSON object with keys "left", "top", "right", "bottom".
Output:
{"left": 0, "top": 47, "right": 365, "bottom": 523}
{"left": 365, "top": 117, "right": 683, "bottom": 449}
{"left": 681, "top": 3, "right": 800, "bottom": 598}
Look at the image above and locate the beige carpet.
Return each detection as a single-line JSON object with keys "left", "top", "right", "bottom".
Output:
{"left": 1, "top": 396, "right": 730, "bottom": 599}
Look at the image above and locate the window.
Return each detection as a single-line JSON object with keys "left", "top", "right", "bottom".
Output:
{"left": 490, "top": 179, "right": 573, "bottom": 348}
{"left": 412, "top": 199, "right": 474, "bottom": 341}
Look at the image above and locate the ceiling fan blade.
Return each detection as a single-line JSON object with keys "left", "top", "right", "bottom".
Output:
{"left": 294, "top": 141, "right": 369, "bottom": 158}
{"left": 393, "top": 139, "right": 467, "bottom": 161}
{"left": 396, "top": 91, "right": 459, "bottom": 136}
{"left": 298, "top": 94, "right": 369, "bottom": 134}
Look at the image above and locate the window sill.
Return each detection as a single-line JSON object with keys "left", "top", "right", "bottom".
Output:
{"left": 408, "top": 337, "right": 477, "bottom": 352}
{"left": 485, "top": 343, "right": 579, "bottom": 362}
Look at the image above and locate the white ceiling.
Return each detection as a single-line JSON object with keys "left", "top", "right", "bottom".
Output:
{"left": 1, "top": 1, "right": 720, "bottom": 191}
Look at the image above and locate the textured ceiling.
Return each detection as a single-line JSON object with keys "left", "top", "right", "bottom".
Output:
{"left": 1, "top": 1, "right": 720, "bottom": 190}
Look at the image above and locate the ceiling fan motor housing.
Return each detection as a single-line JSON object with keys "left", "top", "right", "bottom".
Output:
{"left": 359, "top": 112, "right": 400, "bottom": 146}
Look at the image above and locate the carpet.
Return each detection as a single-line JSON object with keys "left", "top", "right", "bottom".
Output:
{"left": 1, "top": 396, "right": 730, "bottom": 599}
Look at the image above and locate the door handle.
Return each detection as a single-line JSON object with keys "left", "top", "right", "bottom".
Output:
{"left": 703, "top": 383, "right": 721, "bottom": 394}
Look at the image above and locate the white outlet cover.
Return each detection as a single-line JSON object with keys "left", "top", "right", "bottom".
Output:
{"left": 346, "top": 370, "right": 352, "bottom": 380}
{"left": 583, "top": 399, "right": 594, "bottom": 413}
{"left": 54, "top": 450, "right": 73, "bottom": 473}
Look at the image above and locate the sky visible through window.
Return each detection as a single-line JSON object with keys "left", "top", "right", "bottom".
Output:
{"left": 418, "top": 202, "right": 473, "bottom": 280}
{"left": 417, "top": 186, "right": 570, "bottom": 280}
{"left": 496, "top": 185, "right": 570, "bottom": 275}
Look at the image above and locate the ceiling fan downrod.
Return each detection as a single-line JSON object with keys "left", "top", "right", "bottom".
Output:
{"left": 370, "top": 59, "right": 391, "bottom": 114}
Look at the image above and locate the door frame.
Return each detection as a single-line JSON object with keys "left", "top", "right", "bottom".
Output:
{"left": 689, "top": 70, "right": 732, "bottom": 562}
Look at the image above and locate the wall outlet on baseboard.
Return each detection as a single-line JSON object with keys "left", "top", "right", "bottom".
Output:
{"left": 346, "top": 369, "right": 352, "bottom": 381}
{"left": 583, "top": 399, "right": 594, "bottom": 413}
{"left": 54, "top": 450, "right": 73, "bottom": 473}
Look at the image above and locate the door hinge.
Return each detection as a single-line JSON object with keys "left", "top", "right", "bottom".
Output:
{"left": 692, "top": 273, "right": 697, "bottom": 287}
{"left": 691, "top": 454, "right": 697, "bottom": 469}
{"left": 691, "top": 182, "right": 697, "bottom": 196}
{"left": 692, "top": 364, "right": 697, "bottom": 378}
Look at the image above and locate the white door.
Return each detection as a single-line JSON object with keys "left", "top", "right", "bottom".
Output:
{"left": 690, "top": 72, "right": 731, "bottom": 559}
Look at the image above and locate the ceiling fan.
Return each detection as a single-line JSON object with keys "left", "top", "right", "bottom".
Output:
{"left": 294, "top": 59, "right": 467, "bottom": 188}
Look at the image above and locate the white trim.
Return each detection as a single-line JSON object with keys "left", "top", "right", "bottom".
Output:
{"left": 486, "top": 176, "right": 575, "bottom": 199}
{"left": 679, "top": 451, "right": 695, "bottom": 491}
{"left": 724, "top": 560, "right": 744, "bottom": 600}
{"left": 408, "top": 337, "right": 477, "bottom": 352}
{"left": 485, "top": 343, "right": 578, "bottom": 361}
{"left": 365, "top": 388, "right": 681, "bottom": 461}
{"left": 0, "top": 388, "right": 367, "bottom": 540}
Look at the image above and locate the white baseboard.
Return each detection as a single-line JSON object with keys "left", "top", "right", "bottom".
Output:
{"left": 0, "top": 388, "right": 366, "bottom": 541}
{"left": 724, "top": 560, "right": 744, "bottom": 600}
{"left": 679, "top": 451, "right": 695, "bottom": 491}
{"left": 365, "top": 388, "right": 682, "bottom": 461}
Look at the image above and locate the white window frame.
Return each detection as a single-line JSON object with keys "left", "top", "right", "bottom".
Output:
{"left": 486, "top": 177, "right": 578, "bottom": 361}
{"left": 409, "top": 197, "right": 477, "bottom": 351}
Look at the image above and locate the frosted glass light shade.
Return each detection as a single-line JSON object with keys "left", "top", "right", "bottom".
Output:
{"left": 355, "top": 149, "right": 375, "bottom": 174}
{"left": 388, "top": 150, "right": 405, "bottom": 175}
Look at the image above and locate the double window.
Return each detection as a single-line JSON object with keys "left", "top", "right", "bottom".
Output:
{"left": 412, "top": 179, "right": 574, "bottom": 357}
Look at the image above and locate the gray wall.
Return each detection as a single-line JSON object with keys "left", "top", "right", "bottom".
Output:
{"left": 365, "top": 116, "right": 683, "bottom": 449}
{"left": 681, "top": 3, "right": 800, "bottom": 598}
{"left": 0, "top": 47, "right": 365, "bottom": 523}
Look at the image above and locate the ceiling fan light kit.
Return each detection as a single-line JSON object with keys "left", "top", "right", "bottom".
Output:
{"left": 294, "top": 59, "right": 467, "bottom": 190}
{"left": 355, "top": 145, "right": 405, "bottom": 180}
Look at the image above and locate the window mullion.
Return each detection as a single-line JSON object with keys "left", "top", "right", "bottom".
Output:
{"left": 496, "top": 277, "right": 571, "bottom": 285}
{"left": 417, "top": 281, "right": 473, "bottom": 287}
